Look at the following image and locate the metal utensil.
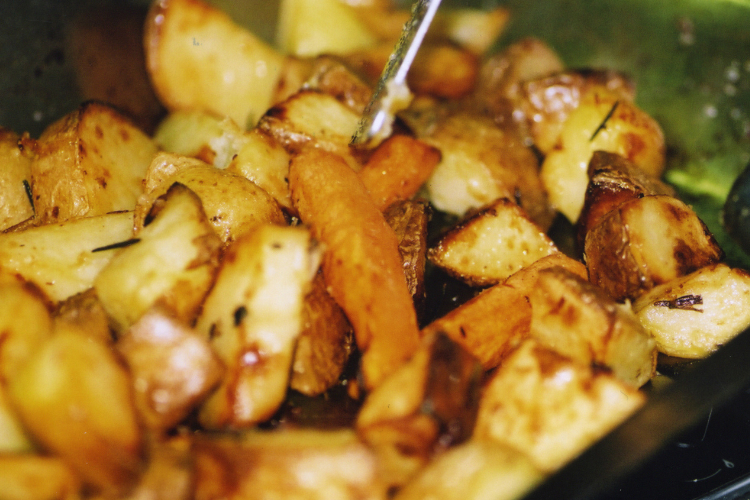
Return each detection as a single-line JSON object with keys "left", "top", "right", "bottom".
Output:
{"left": 350, "top": 0, "right": 442, "bottom": 147}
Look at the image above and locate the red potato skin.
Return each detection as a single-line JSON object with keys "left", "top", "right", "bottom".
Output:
{"left": 289, "top": 148, "right": 421, "bottom": 390}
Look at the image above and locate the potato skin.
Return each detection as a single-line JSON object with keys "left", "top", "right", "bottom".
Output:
{"left": 0, "top": 129, "right": 34, "bottom": 231}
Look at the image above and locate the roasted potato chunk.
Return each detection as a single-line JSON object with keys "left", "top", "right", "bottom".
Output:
{"left": 0, "top": 128, "right": 34, "bottom": 230}
{"left": 291, "top": 272, "right": 354, "bottom": 397}
{"left": 195, "top": 225, "right": 317, "bottom": 428}
{"left": 94, "top": 184, "right": 221, "bottom": 332}
{"left": 118, "top": 308, "right": 225, "bottom": 431}
{"left": 541, "top": 87, "right": 666, "bottom": 222}
{"left": 0, "top": 455, "right": 82, "bottom": 500}
{"left": 0, "top": 211, "right": 134, "bottom": 302}
{"left": 52, "top": 288, "right": 112, "bottom": 345}
{"left": 30, "top": 101, "right": 157, "bottom": 224}
{"left": 585, "top": 194, "right": 724, "bottom": 302}
{"left": 428, "top": 198, "right": 558, "bottom": 287}
{"left": 529, "top": 267, "right": 656, "bottom": 387}
{"left": 0, "top": 385, "right": 33, "bottom": 453}
{"left": 8, "top": 332, "right": 142, "bottom": 494}
{"left": 144, "top": 0, "right": 285, "bottom": 128}
{"left": 474, "top": 339, "right": 644, "bottom": 473}
{"left": 633, "top": 264, "right": 750, "bottom": 359}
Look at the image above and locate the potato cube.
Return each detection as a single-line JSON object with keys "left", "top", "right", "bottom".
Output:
{"left": 118, "top": 309, "right": 225, "bottom": 431}
{"left": 8, "top": 332, "right": 142, "bottom": 494}
{"left": 428, "top": 198, "right": 558, "bottom": 287}
{"left": 0, "top": 211, "right": 134, "bottom": 302}
{"left": 633, "top": 264, "right": 750, "bottom": 359}
{"left": 0, "top": 128, "right": 34, "bottom": 231}
{"left": 584, "top": 194, "right": 724, "bottom": 302}
{"left": 474, "top": 340, "right": 644, "bottom": 472}
{"left": 530, "top": 268, "right": 656, "bottom": 387}
{"left": 30, "top": 101, "right": 157, "bottom": 224}
{"left": 195, "top": 225, "right": 317, "bottom": 428}
{"left": 95, "top": 184, "right": 221, "bottom": 332}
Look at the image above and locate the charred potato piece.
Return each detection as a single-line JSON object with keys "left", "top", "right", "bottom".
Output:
{"left": 393, "top": 439, "right": 543, "bottom": 500}
{"left": 474, "top": 339, "right": 645, "bottom": 473}
{"left": 357, "top": 333, "right": 483, "bottom": 488}
{"left": 8, "top": 332, "right": 142, "bottom": 494}
{"left": 0, "top": 129, "right": 34, "bottom": 231}
{"left": 195, "top": 225, "right": 316, "bottom": 429}
{"left": 144, "top": 0, "right": 285, "bottom": 128}
{"left": 417, "top": 111, "right": 554, "bottom": 229}
{"left": 94, "top": 184, "right": 221, "bottom": 332}
{"left": 0, "top": 211, "right": 134, "bottom": 302}
{"left": 118, "top": 309, "right": 224, "bottom": 431}
{"left": 541, "top": 87, "right": 666, "bottom": 223}
{"left": 136, "top": 153, "right": 285, "bottom": 245}
{"left": 530, "top": 267, "right": 656, "bottom": 387}
{"left": 0, "top": 455, "right": 82, "bottom": 500}
{"left": 291, "top": 272, "right": 354, "bottom": 397}
{"left": 516, "top": 69, "right": 635, "bottom": 154}
{"left": 429, "top": 198, "right": 558, "bottom": 287}
{"left": 577, "top": 151, "right": 675, "bottom": 249}
{"left": 633, "top": 264, "right": 750, "bottom": 359}
{"left": 384, "top": 199, "right": 430, "bottom": 316}
{"left": 30, "top": 101, "right": 157, "bottom": 224}
{"left": 585, "top": 194, "right": 724, "bottom": 302}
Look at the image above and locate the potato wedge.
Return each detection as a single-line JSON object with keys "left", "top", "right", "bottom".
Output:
{"left": 30, "top": 101, "right": 157, "bottom": 224}
{"left": 291, "top": 272, "right": 353, "bottom": 397}
{"left": 393, "top": 439, "right": 543, "bottom": 500}
{"left": 577, "top": 151, "right": 675, "bottom": 248}
{"left": 633, "top": 264, "right": 750, "bottom": 359}
{"left": 428, "top": 198, "right": 558, "bottom": 287}
{"left": 0, "top": 455, "right": 82, "bottom": 500}
{"left": 0, "top": 211, "right": 134, "bottom": 302}
{"left": 8, "top": 332, "right": 142, "bottom": 494}
{"left": 474, "top": 339, "right": 644, "bottom": 473}
{"left": 144, "top": 0, "right": 285, "bottom": 128}
{"left": 584, "top": 194, "right": 724, "bottom": 302}
{"left": 529, "top": 267, "right": 656, "bottom": 387}
{"left": 541, "top": 87, "right": 666, "bottom": 222}
{"left": 289, "top": 148, "right": 421, "bottom": 390}
{"left": 118, "top": 308, "right": 224, "bottom": 431}
{"left": 136, "top": 153, "right": 285, "bottom": 244}
{"left": 95, "top": 184, "right": 221, "bottom": 332}
{"left": 359, "top": 135, "right": 441, "bottom": 212}
{"left": 195, "top": 225, "right": 316, "bottom": 428}
{"left": 0, "top": 128, "right": 35, "bottom": 231}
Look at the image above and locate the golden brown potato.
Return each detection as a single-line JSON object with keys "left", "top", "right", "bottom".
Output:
{"left": 52, "top": 289, "right": 112, "bottom": 345}
{"left": 118, "top": 308, "right": 224, "bottom": 431}
{"left": 192, "top": 430, "right": 388, "bottom": 500}
{"left": 357, "top": 333, "right": 483, "bottom": 488}
{"left": 289, "top": 148, "right": 421, "bottom": 390}
{"left": 541, "top": 87, "right": 666, "bottom": 222}
{"left": 136, "top": 152, "right": 286, "bottom": 244}
{"left": 195, "top": 225, "right": 316, "bottom": 429}
{"left": 0, "top": 385, "right": 33, "bottom": 453}
{"left": 585, "top": 194, "right": 724, "bottom": 302}
{"left": 516, "top": 69, "right": 635, "bottom": 154}
{"left": 393, "top": 439, "right": 543, "bottom": 500}
{"left": 359, "top": 135, "right": 441, "bottom": 212}
{"left": 0, "top": 211, "right": 134, "bottom": 302}
{"left": 304, "top": 55, "right": 375, "bottom": 114}
{"left": 95, "top": 184, "right": 221, "bottom": 332}
{"left": 474, "top": 339, "right": 644, "bottom": 473}
{"left": 30, "top": 101, "right": 157, "bottom": 224}
{"left": 124, "top": 436, "right": 193, "bottom": 500}
{"left": 414, "top": 111, "right": 554, "bottom": 229}
{"left": 291, "top": 272, "right": 354, "bottom": 397}
{"left": 8, "top": 332, "right": 142, "bottom": 495}
{"left": 0, "top": 455, "right": 82, "bottom": 500}
{"left": 577, "top": 151, "right": 675, "bottom": 249}
{"left": 428, "top": 7, "right": 510, "bottom": 55}
{"left": 633, "top": 264, "right": 750, "bottom": 359}
{"left": 529, "top": 267, "right": 656, "bottom": 387}
{"left": 406, "top": 43, "right": 479, "bottom": 100}
{"left": 503, "top": 252, "right": 589, "bottom": 291}
{"left": 258, "top": 89, "right": 362, "bottom": 171}
{"left": 383, "top": 199, "right": 430, "bottom": 317}
{"left": 0, "top": 128, "right": 35, "bottom": 231}
{"left": 144, "top": 0, "right": 285, "bottom": 128}
{"left": 428, "top": 198, "right": 558, "bottom": 287}
{"left": 152, "top": 110, "right": 228, "bottom": 163}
